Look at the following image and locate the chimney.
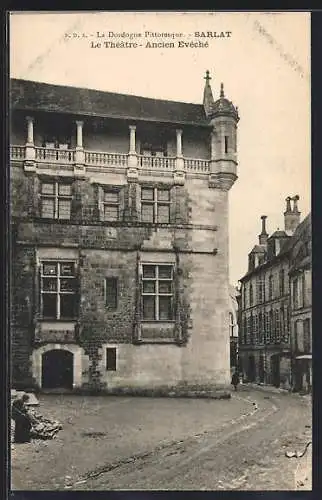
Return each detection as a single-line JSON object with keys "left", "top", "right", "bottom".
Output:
{"left": 258, "top": 215, "right": 268, "bottom": 246}
{"left": 284, "top": 195, "right": 301, "bottom": 235}
{"left": 203, "top": 70, "right": 215, "bottom": 117}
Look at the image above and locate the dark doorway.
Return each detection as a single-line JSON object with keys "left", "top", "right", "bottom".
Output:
{"left": 42, "top": 349, "right": 73, "bottom": 389}
{"left": 259, "top": 355, "right": 265, "bottom": 383}
{"left": 248, "top": 355, "right": 256, "bottom": 382}
{"left": 271, "top": 354, "right": 280, "bottom": 387}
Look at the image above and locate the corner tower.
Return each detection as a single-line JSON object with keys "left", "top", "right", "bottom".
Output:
{"left": 207, "top": 81, "right": 239, "bottom": 191}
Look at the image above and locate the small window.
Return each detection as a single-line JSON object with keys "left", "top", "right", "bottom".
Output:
{"left": 224, "top": 136, "right": 229, "bottom": 154}
{"left": 105, "top": 278, "right": 118, "bottom": 310}
{"left": 103, "top": 190, "right": 119, "bottom": 222}
{"left": 106, "top": 348, "right": 117, "bottom": 371}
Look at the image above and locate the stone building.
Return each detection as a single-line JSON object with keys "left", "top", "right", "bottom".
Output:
{"left": 10, "top": 72, "right": 240, "bottom": 392}
{"left": 238, "top": 197, "right": 309, "bottom": 389}
{"left": 228, "top": 285, "right": 239, "bottom": 373}
{"left": 289, "top": 213, "right": 312, "bottom": 393}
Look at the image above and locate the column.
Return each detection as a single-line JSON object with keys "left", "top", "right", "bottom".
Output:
{"left": 24, "top": 116, "right": 36, "bottom": 168}
{"left": 26, "top": 116, "right": 34, "bottom": 145}
{"left": 74, "top": 120, "right": 85, "bottom": 174}
{"left": 128, "top": 124, "right": 138, "bottom": 173}
{"left": 129, "top": 125, "right": 136, "bottom": 154}
{"left": 176, "top": 129, "right": 183, "bottom": 157}
{"left": 174, "top": 128, "right": 185, "bottom": 185}
{"left": 76, "top": 120, "right": 84, "bottom": 149}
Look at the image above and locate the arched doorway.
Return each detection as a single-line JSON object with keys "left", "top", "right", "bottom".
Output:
{"left": 42, "top": 349, "right": 74, "bottom": 389}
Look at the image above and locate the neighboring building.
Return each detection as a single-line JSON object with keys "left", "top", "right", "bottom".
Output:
{"left": 238, "top": 197, "right": 310, "bottom": 390}
{"left": 10, "top": 73, "right": 240, "bottom": 392}
{"left": 289, "top": 213, "right": 312, "bottom": 393}
{"left": 229, "top": 285, "right": 239, "bottom": 372}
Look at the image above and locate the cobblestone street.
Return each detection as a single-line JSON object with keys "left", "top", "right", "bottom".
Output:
{"left": 11, "top": 387, "right": 312, "bottom": 491}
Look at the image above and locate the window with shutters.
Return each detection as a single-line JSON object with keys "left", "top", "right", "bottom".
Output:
{"left": 40, "top": 181, "right": 72, "bottom": 220}
{"left": 249, "top": 283, "right": 254, "bottom": 306}
{"left": 279, "top": 269, "right": 285, "bottom": 297}
{"left": 268, "top": 275, "right": 274, "bottom": 300}
{"left": 303, "top": 318, "right": 311, "bottom": 352}
{"left": 40, "top": 261, "right": 77, "bottom": 319}
{"left": 269, "top": 309, "right": 274, "bottom": 342}
{"left": 106, "top": 348, "right": 117, "bottom": 371}
{"left": 275, "top": 309, "right": 281, "bottom": 343}
{"left": 257, "top": 276, "right": 264, "bottom": 304}
{"left": 141, "top": 187, "right": 171, "bottom": 223}
{"left": 141, "top": 264, "right": 174, "bottom": 321}
{"left": 105, "top": 278, "right": 118, "bottom": 310}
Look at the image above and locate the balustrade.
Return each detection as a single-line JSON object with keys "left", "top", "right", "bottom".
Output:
{"left": 10, "top": 145, "right": 210, "bottom": 174}
{"left": 10, "top": 145, "right": 25, "bottom": 159}
{"left": 138, "top": 155, "right": 176, "bottom": 170}
{"left": 35, "top": 147, "right": 75, "bottom": 163}
{"left": 85, "top": 151, "right": 128, "bottom": 167}
{"left": 184, "top": 158, "right": 210, "bottom": 173}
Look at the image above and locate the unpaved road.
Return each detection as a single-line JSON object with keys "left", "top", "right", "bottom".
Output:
{"left": 72, "top": 389, "right": 312, "bottom": 491}
{"left": 11, "top": 388, "right": 311, "bottom": 491}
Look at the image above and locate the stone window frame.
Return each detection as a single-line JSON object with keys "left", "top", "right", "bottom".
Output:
{"left": 105, "top": 346, "right": 117, "bottom": 371}
{"left": 103, "top": 188, "right": 120, "bottom": 222}
{"left": 97, "top": 184, "right": 125, "bottom": 223}
{"left": 39, "top": 178, "right": 73, "bottom": 220}
{"left": 139, "top": 182, "right": 174, "bottom": 224}
{"left": 39, "top": 259, "right": 78, "bottom": 321}
{"left": 104, "top": 277, "right": 118, "bottom": 311}
{"left": 140, "top": 263, "right": 175, "bottom": 322}
{"left": 140, "top": 185, "right": 171, "bottom": 224}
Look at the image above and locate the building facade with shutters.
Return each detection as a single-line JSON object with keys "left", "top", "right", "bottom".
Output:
{"left": 289, "top": 213, "right": 312, "bottom": 393}
{"left": 228, "top": 285, "right": 239, "bottom": 373}
{"left": 238, "top": 197, "right": 311, "bottom": 391}
{"left": 10, "top": 73, "right": 240, "bottom": 392}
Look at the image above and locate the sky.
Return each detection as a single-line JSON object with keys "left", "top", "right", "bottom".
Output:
{"left": 9, "top": 11, "right": 311, "bottom": 285}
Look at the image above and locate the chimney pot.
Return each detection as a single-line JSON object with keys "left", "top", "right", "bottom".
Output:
{"left": 284, "top": 195, "right": 301, "bottom": 234}
{"left": 259, "top": 215, "right": 268, "bottom": 245}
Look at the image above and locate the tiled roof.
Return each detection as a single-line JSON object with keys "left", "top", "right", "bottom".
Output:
{"left": 10, "top": 78, "right": 210, "bottom": 126}
{"left": 240, "top": 212, "right": 311, "bottom": 281}
{"left": 249, "top": 244, "right": 266, "bottom": 254}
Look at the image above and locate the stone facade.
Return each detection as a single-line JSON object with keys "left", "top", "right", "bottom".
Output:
{"left": 10, "top": 74, "right": 239, "bottom": 392}
{"left": 238, "top": 198, "right": 311, "bottom": 392}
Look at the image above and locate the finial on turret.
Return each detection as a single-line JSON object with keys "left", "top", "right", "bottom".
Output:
{"left": 204, "top": 70, "right": 211, "bottom": 82}
{"left": 220, "top": 82, "right": 225, "bottom": 98}
{"left": 203, "top": 70, "right": 215, "bottom": 117}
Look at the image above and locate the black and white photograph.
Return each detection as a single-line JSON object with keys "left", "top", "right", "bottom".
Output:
{"left": 9, "top": 10, "right": 311, "bottom": 491}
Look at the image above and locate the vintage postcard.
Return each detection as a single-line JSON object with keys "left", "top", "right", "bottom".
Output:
{"left": 9, "top": 11, "right": 311, "bottom": 491}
